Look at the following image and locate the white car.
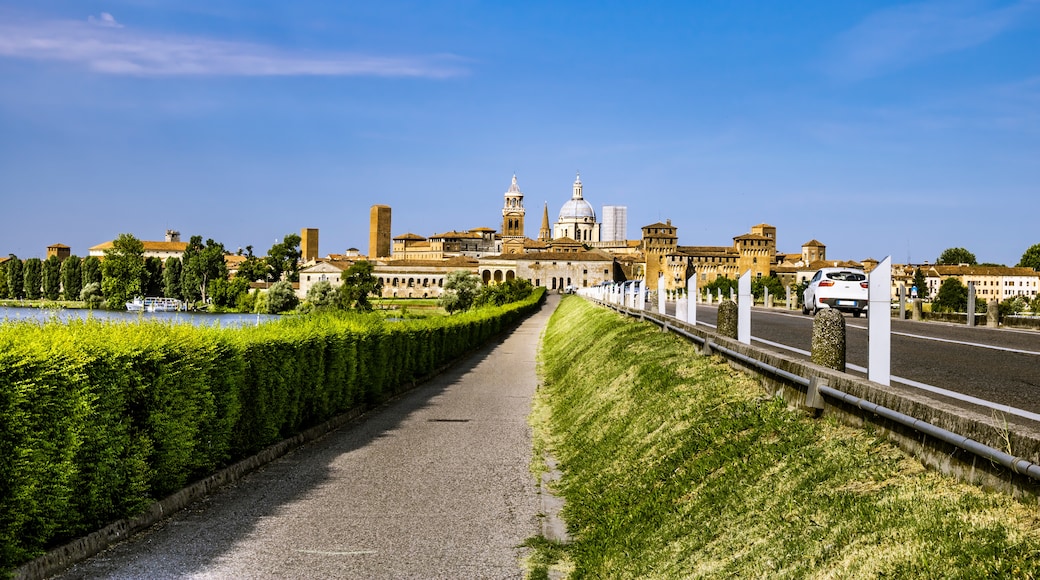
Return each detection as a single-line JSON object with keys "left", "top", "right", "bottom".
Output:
{"left": 802, "top": 267, "right": 869, "bottom": 317}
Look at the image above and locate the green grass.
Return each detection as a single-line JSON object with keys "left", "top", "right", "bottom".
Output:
{"left": 529, "top": 296, "right": 1040, "bottom": 578}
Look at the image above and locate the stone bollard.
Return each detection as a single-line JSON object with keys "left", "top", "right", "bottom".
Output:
{"left": 988, "top": 300, "right": 1000, "bottom": 327}
{"left": 811, "top": 308, "right": 846, "bottom": 371}
{"left": 912, "top": 299, "right": 923, "bottom": 321}
{"left": 766, "top": 295, "right": 773, "bottom": 309}
{"left": 717, "top": 300, "right": 738, "bottom": 339}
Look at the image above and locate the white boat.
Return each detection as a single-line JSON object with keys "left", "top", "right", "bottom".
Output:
{"left": 126, "top": 297, "right": 183, "bottom": 312}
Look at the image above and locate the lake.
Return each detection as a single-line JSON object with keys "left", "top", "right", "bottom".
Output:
{"left": 0, "top": 306, "right": 278, "bottom": 327}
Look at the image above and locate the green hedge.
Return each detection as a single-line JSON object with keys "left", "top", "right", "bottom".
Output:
{"left": 0, "top": 288, "right": 544, "bottom": 573}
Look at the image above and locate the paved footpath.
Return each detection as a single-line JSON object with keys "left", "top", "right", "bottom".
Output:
{"left": 58, "top": 295, "right": 559, "bottom": 580}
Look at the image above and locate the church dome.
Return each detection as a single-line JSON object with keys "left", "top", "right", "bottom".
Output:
{"left": 559, "top": 198, "right": 596, "bottom": 221}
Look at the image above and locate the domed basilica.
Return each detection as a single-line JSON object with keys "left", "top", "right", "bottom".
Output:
{"left": 552, "top": 173, "right": 601, "bottom": 243}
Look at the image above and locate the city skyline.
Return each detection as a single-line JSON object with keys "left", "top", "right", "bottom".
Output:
{"left": 1, "top": 2, "right": 1038, "bottom": 266}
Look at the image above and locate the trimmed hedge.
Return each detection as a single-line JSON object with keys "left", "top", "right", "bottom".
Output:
{"left": 0, "top": 288, "right": 544, "bottom": 573}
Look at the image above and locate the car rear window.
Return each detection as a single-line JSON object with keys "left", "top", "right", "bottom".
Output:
{"left": 826, "top": 271, "right": 866, "bottom": 281}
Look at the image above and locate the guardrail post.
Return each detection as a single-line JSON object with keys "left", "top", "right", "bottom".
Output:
{"left": 868, "top": 256, "right": 892, "bottom": 386}
{"left": 806, "top": 376, "right": 828, "bottom": 410}
{"left": 967, "top": 282, "right": 976, "bottom": 327}
{"left": 811, "top": 308, "right": 846, "bottom": 371}
{"left": 701, "top": 338, "right": 714, "bottom": 356}
{"left": 738, "top": 270, "right": 751, "bottom": 345}
{"left": 717, "top": 300, "right": 738, "bottom": 339}
{"left": 987, "top": 300, "right": 1000, "bottom": 327}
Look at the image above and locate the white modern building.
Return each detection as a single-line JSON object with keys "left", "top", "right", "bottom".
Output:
{"left": 602, "top": 205, "right": 627, "bottom": 242}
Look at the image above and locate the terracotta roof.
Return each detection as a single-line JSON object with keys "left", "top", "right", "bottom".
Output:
{"left": 678, "top": 245, "right": 736, "bottom": 256}
{"left": 90, "top": 240, "right": 188, "bottom": 252}
{"left": 493, "top": 250, "right": 614, "bottom": 262}
{"left": 380, "top": 256, "right": 479, "bottom": 268}
{"left": 48, "top": 243, "right": 70, "bottom": 248}
{"left": 429, "top": 230, "right": 483, "bottom": 239}
{"left": 641, "top": 222, "right": 674, "bottom": 229}
{"left": 932, "top": 265, "right": 1039, "bottom": 277}
{"left": 392, "top": 233, "right": 426, "bottom": 241}
{"left": 733, "top": 233, "right": 771, "bottom": 241}
{"left": 802, "top": 239, "right": 825, "bottom": 247}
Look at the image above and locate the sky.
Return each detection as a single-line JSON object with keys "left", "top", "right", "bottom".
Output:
{"left": 1, "top": 0, "right": 1038, "bottom": 267}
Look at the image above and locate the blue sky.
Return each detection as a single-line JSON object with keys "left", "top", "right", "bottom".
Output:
{"left": 1, "top": 1, "right": 1038, "bottom": 266}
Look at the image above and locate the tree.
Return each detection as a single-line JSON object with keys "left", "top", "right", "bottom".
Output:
{"left": 266, "top": 280, "right": 298, "bottom": 313}
{"left": 61, "top": 255, "right": 82, "bottom": 301}
{"left": 80, "top": 282, "right": 103, "bottom": 309}
{"left": 142, "top": 256, "right": 165, "bottom": 296}
{"left": 702, "top": 276, "right": 738, "bottom": 299}
{"left": 0, "top": 262, "right": 7, "bottom": 299}
{"left": 336, "top": 261, "right": 381, "bottom": 311}
{"left": 101, "top": 233, "right": 145, "bottom": 309}
{"left": 439, "top": 270, "right": 481, "bottom": 313}
{"left": 307, "top": 280, "right": 336, "bottom": 308}
{"left": 209, "top": 276, "right": 250, "bottom": 308}
{"left": 936, "top": 247, "right": 977, "bottom": 266}
{"left": 266, "top": 234, "right": 302, "bottom": 283}
{"left": 932, "top": 277, "right": 968, "bottom": 313}
{"left": 22, "top": 258, "right": 43, "bottom": 300}
{"left": 181, "top": 236, "right": 228, "bottom": 305}
{"left": 475, "top": 278, "right": 533, "bottom": 307}
{"left": 42, "top": 255, "right": 62, "bottom": 300}
{"left": 1018, "top": 243, "right": 1040, "bottom": 271}
{"left": 7, "top": 255, "right": 23, "bottom": 299}
{"left": 163, "top": 257, "right": 182, "bottom": 299}
{"left": 912, "top": 268, "right": 927, "bottom": 300}
{"left": 751, "top": 276, "right": 784, "bottom": 301}
{"left": 81, "top": 255, "right": 102, "bottom": 288}
{"left": 235, "top": 245, "right": 270, "bottom": 283}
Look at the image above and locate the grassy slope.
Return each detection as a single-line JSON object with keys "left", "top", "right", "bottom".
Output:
{"left": 532, "top": 296, "right": 1040, "bottom": 578}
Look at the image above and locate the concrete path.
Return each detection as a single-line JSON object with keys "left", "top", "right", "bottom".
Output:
{"left": 57, "top": 295, "right": 559, "bottom": 580}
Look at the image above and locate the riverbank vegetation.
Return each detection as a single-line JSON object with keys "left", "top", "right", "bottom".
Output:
{"left": 529, "top": 296, "right": 1040, "bottom": 578}
{"left": 0, "top": 288, "right": 544, "bottom": 574}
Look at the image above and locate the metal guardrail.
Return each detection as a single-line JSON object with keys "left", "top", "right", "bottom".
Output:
{"left": 593, "top": 297, "right": 1040, "bottom": 483}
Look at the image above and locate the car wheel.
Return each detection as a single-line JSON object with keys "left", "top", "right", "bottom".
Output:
{"left": 853, "top": 310, "right": 862, "bottom": 318}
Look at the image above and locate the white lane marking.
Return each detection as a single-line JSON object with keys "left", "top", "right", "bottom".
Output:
{"left": 296, "top": 549, "right": 377, "bottom": 556}
{"left": 751, "top": 338, "right": 1040, "bottom": 423}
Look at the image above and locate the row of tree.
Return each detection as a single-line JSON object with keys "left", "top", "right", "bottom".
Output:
{"left": 0, "top": 233, "right": 308, "bottom": 312}
{"left": 1, "top": 254, "right": 103, "bottom": 302}
{"left": 936, "top": 244, "right": 1040, "bottom": 270}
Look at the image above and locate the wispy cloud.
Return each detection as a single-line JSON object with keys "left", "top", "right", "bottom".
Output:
{"left": 825, "top": 0, "right": 1039, "bottom": 81}
{"left": 0, "top": 12, "right": 466, "bottom": 78}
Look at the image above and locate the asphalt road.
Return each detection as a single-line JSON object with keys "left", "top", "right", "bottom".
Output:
{"left": 57, "top": 295, "right": 560, "bottom": 580}
{"left": 686, "top": 302, "right": 1040, "bottom": 420}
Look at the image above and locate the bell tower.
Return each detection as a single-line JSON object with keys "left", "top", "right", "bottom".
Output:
{"left": 501, "top": 174, "right": 525, "bottom": 238}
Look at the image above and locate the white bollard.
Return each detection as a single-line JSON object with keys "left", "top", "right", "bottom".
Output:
{"left": 657, "top": 275, "right": 666, "bottom": 315}
{"left": 676, "top": 296, "right": 687, "bottom": 322}
{"left": 687, "top": 274, "right": 697, "bottom": 326}
{"left": 738, "top": 270, "right": 751, "bottom": 345}
{"left": 868, "top": 256, "right": 892, "bottom": 386}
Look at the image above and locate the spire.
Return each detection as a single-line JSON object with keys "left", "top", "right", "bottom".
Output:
{"left": 539, "top": 202, "right": 552, "bottom": 242}
{"left": 572, "top": 171, "right": 583, "bottom": 199}
{"left": 508, "top": 173, "right": 521, "bottom": 194}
